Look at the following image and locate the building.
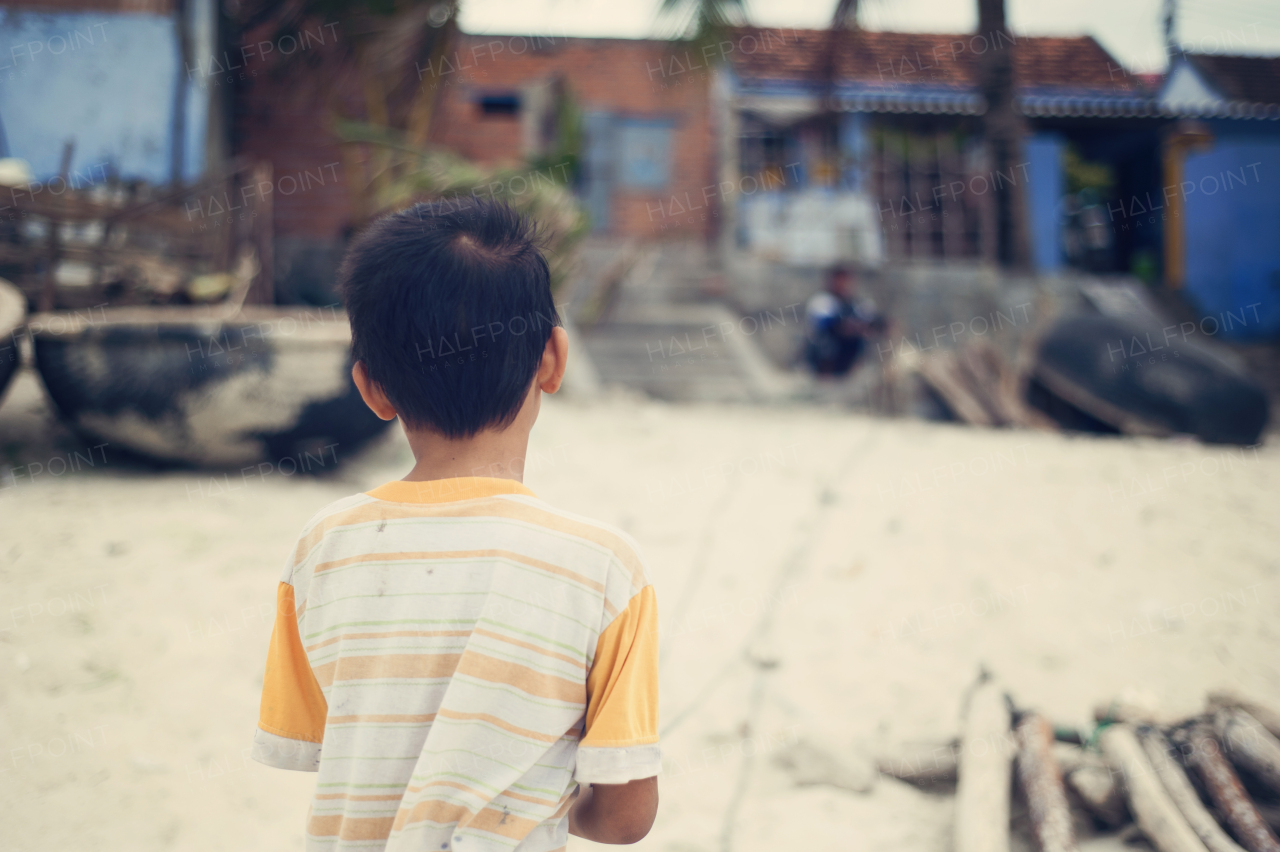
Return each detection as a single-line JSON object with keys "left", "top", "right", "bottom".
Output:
{"left": 0, "top": 0, "right": 225, "bottom": 186}
{"left": 2, "top": 5, "right": 1278, "bottom": 337}
{"left": 1157, "top": 53, "right": 1280, "bottom": 339}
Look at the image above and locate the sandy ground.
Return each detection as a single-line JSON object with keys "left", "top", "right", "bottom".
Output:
{"left": 1, "top": 365, "right": 1278, "bottom": 852}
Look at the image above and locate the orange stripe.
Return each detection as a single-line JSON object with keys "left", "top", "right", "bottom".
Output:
{"left": 405, "top": 779, "right": 561, "bottom": 810}
{"left": 472, "top": 627, "right": 587, "bottom": 670}
{"left": 366, "top": 477, "right": 534, "bottom": 505}
{"left": 392, "top": 799, "right": 472, "bottom": 833}
{"left": 435, "top": 708, "right": 560, "bottom": 743}
{"left": 463, "top": 804, "right": 543, "bottom": 839}
{"left": 313, "top": 548, "right": 605, "bottom": 594}
{"left": 455, "top": 650, "right": 584, "bottom": 704}
{"left": 406, "top": 778, "right": 491, "bottom": 800}
{"left": 294, "top": 501, "right": 644, "bottom": 591}
{"left": 306, "top": 630, "right": 469, "bottom": 653}
{"left": 313, "top": 653, "right": 462, "bottom": 688}
{"left": 306, "top": 814, "right": 395, "bottom": 840}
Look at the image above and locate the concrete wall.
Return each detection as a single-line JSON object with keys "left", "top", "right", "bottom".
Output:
{"left": 1182, "top": 123, "right": 1280, "bottom": 340}
{"left": 0, "top": 6, "right": 212, "bottom": 183}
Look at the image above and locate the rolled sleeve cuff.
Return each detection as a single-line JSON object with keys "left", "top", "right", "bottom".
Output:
{"left": 574, "top": 743, "right": 662, "bottom": 784}
{"left": 252, "top": 727, "right": 322, "bottom": 772}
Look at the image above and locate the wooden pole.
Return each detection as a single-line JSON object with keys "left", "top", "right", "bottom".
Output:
{"left": 955, "top": 678, "right": 1013, "bottom": 852}
{"left": 1064, "top": 763, "right": 1128, "bottom": 828}
{"left": 1180, "top": 722, "right": 1280, "bottom": 852}
{"left": 248, "top": 161, "right": 274, "bottom": 305}
{"left": 1214, "top": 709, "right": 1280, "bottom": 797}
{"left": 1014, "top": 712, "right": 1077, "bottom": 852}
{"left": 1098, "top": 724, "right": 1208, "bottom": 852}
{"left": 1208, "top": 693, "right": 1280, "bottom": 741}
{"left": 1139, "top": 726, "right": 1247, "bottom": 852}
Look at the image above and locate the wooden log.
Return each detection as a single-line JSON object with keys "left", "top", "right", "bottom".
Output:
{"left": 1064, "top": 762, "right": 1128, "bottom": 828}
{"left": 1214, "top": 709, "right": 1280, "bottom": 795}
{"left": 1095, "top": 699, "right": 1166, "bottom": 726}
{"left": 875, "top": 740, "right": 960, "bottom": 786}
{"left": 1208, "top": 692, "right": 1280, "bottom": 741}
{"left": 918, "top": 352, "right": 997, "bottom": 426}
{"left": 1179, "top": 722, "right": 1280, "bottom": 852}
{"left": 955, "top": 679, "right": 1014, "bottom": 852}
{"left": 1138, "top": 726, "right": 1247, "bottom": 852}
{"left": 1015, "top": 712, "right": 1078, "bottom": 852}
{"left": 1098, "top": 724, "right": 1208, "bottom": 852}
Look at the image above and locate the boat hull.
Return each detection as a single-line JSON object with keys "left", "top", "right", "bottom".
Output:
{"left": 30, "top": 306, "right": 391, "bottom": 467}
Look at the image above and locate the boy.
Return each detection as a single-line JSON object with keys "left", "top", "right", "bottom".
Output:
{"left": 252, "top": 201, "right": 660, "bottom": 851}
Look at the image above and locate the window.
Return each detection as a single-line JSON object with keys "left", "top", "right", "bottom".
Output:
{"left": 478, "top": 94, "right": 520, "bottom": 117}
{"left": 616, "top": 119, "right": 674, "bottom": 189}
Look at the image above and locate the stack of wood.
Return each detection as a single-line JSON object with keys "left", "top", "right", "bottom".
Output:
{"left": 878, "top": 682, "right": 1280, "bottom": 852}
{"left": 0, "top": 157, "right": 274, "bottom": 311}
{"left": 913, "top": 340, "right": 1056, "bottom": 430}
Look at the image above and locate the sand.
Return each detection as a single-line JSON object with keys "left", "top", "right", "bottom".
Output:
{"left": 1, "top": 366, "right": 1277, "bottom": 852}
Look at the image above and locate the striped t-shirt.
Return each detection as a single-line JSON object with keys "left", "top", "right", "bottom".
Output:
{"left": 251, "top": 477, "right": 660, "bottom": 852}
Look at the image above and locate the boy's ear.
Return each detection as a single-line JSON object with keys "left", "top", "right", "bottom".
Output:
{"left": 537, "top": 327, "right": 570, "bottom": 394}
{"left": 352, "top": 361, "right": 399, "bottom": 421}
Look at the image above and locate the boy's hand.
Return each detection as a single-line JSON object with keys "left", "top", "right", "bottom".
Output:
{"left": 568, "top": 776, "right": 658, "bottom": 845}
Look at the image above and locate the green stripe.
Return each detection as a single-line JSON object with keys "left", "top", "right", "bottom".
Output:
{"left": 417, "top": 748, "right": 522, "bottom": 773}
{"left": 315, "top": 554, "right": 604, "bottom": 599}
{"left": 477, "top": 618, "right": 590, "bottom": 661}
{"left": 509, "top": 780, "right": 566, "bottom": 797}
{"left": 325, "top": 675, "right": 455, "bottom": 685}
{"left": 305, "top": 618, "right": 472, "bottom": 640}
{"left": 308, "top": 642, "right": 466, "bottom": 667}
{"left": 316, "top": 782, "right": 407, "bottom": 788}
{"left": 307, "top": 590, "right": 488, "bottom": 615}
{"left": 410, "top": 770, "right": 501, "bottom": 793}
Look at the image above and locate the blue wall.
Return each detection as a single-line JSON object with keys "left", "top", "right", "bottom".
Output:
{"left": 1183, "top": 124, "right": 1280, "bottom": 340}
{"left": 1025, "top": 132, "right": 1065, "bottom": 274}
{"left": 0, "top": 10, "right": 207, "bottom": 185}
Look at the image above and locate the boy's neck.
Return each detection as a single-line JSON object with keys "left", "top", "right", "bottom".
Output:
{"left": 400, "top": 424, "right": 533, "bottom": 484}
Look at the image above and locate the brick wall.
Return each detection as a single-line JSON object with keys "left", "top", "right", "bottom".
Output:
{"left": 233, "top": 32, "right": 717, "bottom": 242}
{"left": 232, "top": 42, "right": 358, "bottom": 242}
{"left": 433, "top": 35, "right": 716, "bottom": 240}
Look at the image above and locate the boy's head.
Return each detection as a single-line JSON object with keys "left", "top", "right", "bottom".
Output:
{"left": 339, "top": 199, "right": 565, "bottom": 439}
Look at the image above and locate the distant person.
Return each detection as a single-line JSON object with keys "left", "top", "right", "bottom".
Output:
{"left": 803, "top": 265, "right": 885, "bottom": 376}
{"left": 252, "top": 201, "right": 659, "bottom": 850}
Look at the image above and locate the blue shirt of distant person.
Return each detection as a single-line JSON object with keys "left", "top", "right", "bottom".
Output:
{"left": 804, "top": 265, "right": 885, "bottom": 377}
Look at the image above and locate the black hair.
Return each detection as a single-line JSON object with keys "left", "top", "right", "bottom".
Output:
{"left": 338, "top": 199, "right": 560, "bottom": 438}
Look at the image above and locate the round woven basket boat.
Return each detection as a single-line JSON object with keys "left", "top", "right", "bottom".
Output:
{"left": 0, "top": 279, "right": 25, "bottom": 404}
{"left": 29, "top": 304, "right": 391, "bottom": 467}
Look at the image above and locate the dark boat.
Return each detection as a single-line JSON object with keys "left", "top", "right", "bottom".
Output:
{"left": 29, "top": 305, "right": 391, "bottom": 467}
{"left": 1030, "top": 314, "right": 1268, "bottom": 445}
{"left": 0, "top": 279, "right": 23, "bottom": 403}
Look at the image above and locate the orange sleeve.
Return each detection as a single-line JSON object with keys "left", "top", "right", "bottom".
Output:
{"left": 251, "top": 582, "right": 328, "bottom": 771}
{"left": 576, "top": 586, "right": 661, "bottom": 783}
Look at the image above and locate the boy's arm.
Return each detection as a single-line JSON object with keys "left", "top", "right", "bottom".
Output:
{"left": 573, "top": 583, "right": 661, "bottom": 843}
{"left": 568, "top": 777, "right": 658, "bottom": 845}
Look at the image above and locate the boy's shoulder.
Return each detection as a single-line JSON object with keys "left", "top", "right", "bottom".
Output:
{"left": 289, "top": 486, "right": 652, "bottom": 589}
{"left": 516, "top": 495, "right": 651, "bottom": 583}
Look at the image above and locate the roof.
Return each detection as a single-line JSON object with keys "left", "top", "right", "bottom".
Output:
{"left": 725, "top": 28, "right": 1142, "bottom": 94}
{"left": 1185, "top": 53, "right": 1280, "bottom": 105}
{"left": 725, "top": 28, "right": 1280, "bottom": 120}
